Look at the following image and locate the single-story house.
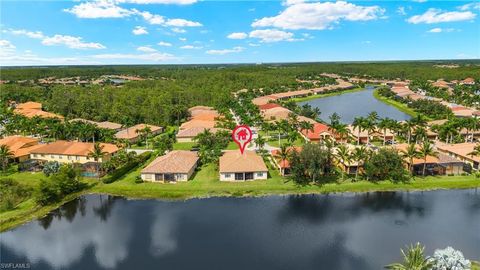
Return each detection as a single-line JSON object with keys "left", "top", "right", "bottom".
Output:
{"left": 219, "top": 150, "right": 268, "bottom": 181}
{"left": 188, "top": 106, "right": 219, "bottom": 117}
{"left": 70, "top": 118, "right": 122, "bottom": 131}
{"left": 176, "top": 127, "right": 225, "bottom": 142}
{"left": 460, "top": 77, "right": 475, "bottom": 85}
{"left": 29, "top": 140, "right": 119, "bottom": 164}
{"left": 13, "top": 102, "right": 64, "bottom": 120}
{"left": 0, "top": 136, "right": 41, "bottom": 162}
{"left": 394, "top": 144, "right": 464, "bottom": 176}
{"left": 258, "top": 103, "right": 282, "bottom": 113}
{"left": 115, "top": 124, "right": 162, "bottom": 143}
{"left": 301, "top": 122, "right": 336, "bottom": 142}
{"left": 261, "top": 107, "right": 292, "bottom": 122}
{"left": 252, "top": 96, "right": 277, "bottom": 106}
{"left": 141, "top": 150, "right": 199, "bottom": 183}
{"left": 436, "top": 142, "right": 479, "bottom": 171}
{"left": 180, "top": 119, "right": 216, "bottom": 130}
{"left": 271, "top": 146, "right": 301, "bottom": 176}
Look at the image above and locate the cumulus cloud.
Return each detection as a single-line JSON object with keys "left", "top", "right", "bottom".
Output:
{"left": 136, "top": 11, "right": 165, "bottom": 24}
{"left": 132, "top": 26, "right": 148, "bottom": 35}
{"left": 64, "top": 0, "right": 133, "bottom": 18}
{"left": 251, "top": 1, "right": 385, "bottom": 30}
{"left": 157, "top": 41, "right": 172, "bottom": 46}
{"left": 427, "top": 27, "right": 455, "bottom": 33}
{"left": 249, "top": 29, "right": 300, "bottom": 43}
{"left": 171, "top": 28, "right": 187, "bottom": 33}
{"left": 41, "top": 35, "right": 106, "bottom": 49}
{"left": 137, "top": 46, "right": 157, "bottom": 52}
{"left": 3, "top": 28, "right": 105, "bottom": 50}
{"left": 227, "top": 32, "right": 248, "bottom": 39}
{"left": 206, "top": 46, "right": 244, "bottom": 55}
{"left": 120, "top": 0, "right": 197, "bottom": 4}
{"left": 0, "top": 40, "right": 16, "bottom": 53}
{"left": 397, "top": 6, "right": 407, "bottom": 16}
{"left": 180, "top": 45, "right": 202, "bottom": 49}
{"left": 407, "top": 8, "right": 476, "bottom": 24}
{"left": 458, "top": 2, "right": 480, "bottom": 11}
{"left": 165, "top": 18, "right": 202, "bottom": 27}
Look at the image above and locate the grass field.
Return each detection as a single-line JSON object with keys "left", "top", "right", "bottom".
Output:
{"left": 290, "top": 87, "right": 365, "bottom": 102}
{"left": 1, "top": 166, "right": 479, "bottom": 232}
{"left": 372, "top": 89, "right": 421, "bottom": 118}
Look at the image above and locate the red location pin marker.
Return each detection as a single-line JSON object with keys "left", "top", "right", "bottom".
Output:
{"left": 232, "top": 125, "right": 253, "bottom": 154}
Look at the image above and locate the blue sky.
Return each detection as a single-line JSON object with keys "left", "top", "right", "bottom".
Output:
{"left": 1, "top": 0, "right": 479, "bottom": 66}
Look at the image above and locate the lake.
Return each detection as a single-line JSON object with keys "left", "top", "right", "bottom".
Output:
{"left": 1, "top": 189, "right": 479, "bottom": 270}
{"left": 298, "top": 87, "right": 412, "bottom": 124}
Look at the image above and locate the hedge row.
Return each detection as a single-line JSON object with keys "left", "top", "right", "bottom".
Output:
{"left": 102, "top": 152, "right": 152, "bottom": 184}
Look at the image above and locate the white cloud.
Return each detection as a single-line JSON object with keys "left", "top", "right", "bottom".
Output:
{"left": 92, "top": 52, "right": 177, "bottom": 61}
{"left": 41, "top": 35, "right": 106, "bottom": 49}
{"left": 180, "top": 45, "right": 202, "bottom": 49}
{"left": 227, "top": 32, "right": 248, "bottom": 39}
{"left": 136, "top": 11, "right": 165, "bottom": 24}
{"left": 157, "top": 41, "right": 172, "bottom": 46}
{"left": 248, "top": 43, "right": 260, "bottom": 47}
{"left": 412, "top": 0, "right": 427, "bottom": 3}
{"left": 0, "top": 40, "right": 16, "bottom": 52}
{"left": 64, "top": 0, "right": 133, "bottom": 18}
{"left": 137, "top": 46, "right": 157, "bottom": 52}
{"left": 206, "top": 46, "right": 244, "bottom": 55}
{"left": 427, "top": 27, "right": 455, "bottom": 33}
{"left": 5, "top": 29, "right": 45, "bottom": 39}
{"left": 458, "top": 2, "right": 480, "bottom": 11}
{"left": 132, "top": 26, "right": 148, "bottom": 35}
{"left": 397, "top": 6, "right": 407, "bottom": 16}
{"left": 171, "top": 28, "right": 187, "bottom": 33}
{"left": 165, "top": 18, "right": 202, "bottom": 27}
{"left": 252, "top": 1, "right": 385, "bottom": 30}
{"left": 4, "top": 28, "right": 105, "bottom": 50}
{"left": 249, "top": 29, "right": 300, "bottom": 43}
{"left": 120, "top": 0, "right": 197, "bottom": 4}
{"left": 407, "top": 8, "right": 476, "bottom": 24}
{"left": 179, "top": 37, "right": 187, "bottom": 41}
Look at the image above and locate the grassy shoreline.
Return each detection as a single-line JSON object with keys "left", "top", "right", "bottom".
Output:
{"left": 1, "top": 167, "right": 479, "bottom": 232}
{"left": 372, "top": 89, "right": 419, "bottom": 118}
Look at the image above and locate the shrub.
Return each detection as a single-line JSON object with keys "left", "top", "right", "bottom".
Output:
{"left": 43, "top": 161, "right": 60, "bottom": 176}
{"left": 134, "top": 176, "right": 143, "bottom": 184}
{"left": 0, "top": 178, "right": 32, "bottom": 211}
{"left": 431, "top": 247, "right": 471, "bottom": 270}
{"left": 364, "top": 148, "right": 408, "bottom": 182}
{"left": 103, "top": 152, "right": 151, "bottom": 184}
{"left": 35, "top": 164, "right": 84, "bottom": 206}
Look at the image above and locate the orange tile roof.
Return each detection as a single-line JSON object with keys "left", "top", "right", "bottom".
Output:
{"left": 30, "top": 140, "right": 119, "bottom": 156}
{"left": 16, "top": 101, "right": 42, "bottom": 110}
{"left": 0, "top": 136, "right": 39, "bottom": 158}
{"left": 301, "top": 122, "right": 333, "bottom": 140}
{"left": 180, "top": 119, "right": 216, "bottom": 130}
{"left": 14, "top": 108, "right": 64, "bottom": 119}
{"left": 96, "top": 121, "right": 122, "bottom": 130}
{"left": 271, "top": 146, "right": 302, "bottom": 169}
{"left": 115, "top": 124, "right": 162, "bottom": 140}
{"left": 436, "top": 142, "right": 480, "bottom": 163}
{"left": 258, "top": 103, "right": 282, "bottom": 111}
{"left": 262, "top": 107, "right": 292, "bottom": 121}
{"left": 142, "top": 150, "right": 199, "bottom": 174}
{"left": 219, "top": 150, "right": 268, "bottom": 173}
{"left": 177, "top": 127, "right": 225, "bottom": 138}
{"left": 191, "top": 114, "right": 219, "bottom": 121}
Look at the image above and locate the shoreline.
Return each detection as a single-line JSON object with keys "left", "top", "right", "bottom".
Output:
{"left": 290, "top": 87, "right": 366, "bottom": 102}
{"left": 2, "top": 175, "right": 479, "bottom": 232}
{"left": 372, "top": 89, "right": 419, "bottom": 118}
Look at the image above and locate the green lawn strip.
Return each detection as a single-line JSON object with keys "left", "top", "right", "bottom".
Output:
{"left": 372, "top": 89, "right": 420, "bottom": 118}
{"left": 173, "top": 141, "right": 197, "bottom": 150}
{"left": 1, "top": 167, "right": 479, "bottom": 232}
{"left": 267, "top": 137, "right": 304, "bottom": 148}
{"left": 290, "top": 87, "right": 365, "bottom": 102}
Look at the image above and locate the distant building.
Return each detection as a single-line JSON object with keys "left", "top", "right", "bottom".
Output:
{"left": 30, "top": 141, "right": 119, "bottom": 164}
{"left": 141, "top": 150, "right": 199, "bottom": 183}
{"left": 460, "top": 77, "right": 475, "bottom": 85}
{"left": 219, "top": 150, "right": 268, "bottom": 181}
{"left": 301, "top": 122, "right": 336, "bottom": 142}
{"left": 436, "top": 142, "right": 479, "bottom": 171}
{"left": 14, "top": 102, "right": 64, "bottom": 120}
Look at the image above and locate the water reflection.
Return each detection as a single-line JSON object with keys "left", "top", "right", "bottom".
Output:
{"left": 1, "top": 190, "right": 479, "bottom": 270}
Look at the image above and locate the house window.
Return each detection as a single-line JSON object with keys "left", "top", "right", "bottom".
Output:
{"left": 256, "top": 172, "right": 264, "bottom": 178}
{"left": 59, "top": 155, "right": 63, "bottom": 159}
{"left": 68, "top": 156, "right": 72, "bottom": 160}
{"left": 41, "top": 154, "right": 45, "bottom": 157}
{"left": 51, "top": 155, "right": 55, "bottom": 159}
{"left": 76, "top": 156, "right": 80, "bottom": 160}
{"left": 224, "top": 174, "right": 231, "bottom": 178}
{"left": 33, "top": 154, "right": 38, "bottom": 158}
{"left": 144, "top": 174, "right": 152, "bottom": 180}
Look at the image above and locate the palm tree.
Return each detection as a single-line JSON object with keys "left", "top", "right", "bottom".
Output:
{"left": 402, "top": 144, "right": 419, "bottom": 175}
{"left": 351, "top": 146, "right": 368, "bottom": 181}
{"left": 385, "top": 243, "right": 433, "bottom": 270}
{"left": 336, "top": 144, "right": 351, "bottom": 180}
{"left": 335, "top": 123, "right": 350, "bottom": 143}
{"left": 88, "top": 143, "right": 107, "bottom": 178}
{"left": 389, "top": 119, "right": 401, "bottom": 145}
{"left": 254, "top": 134, "right": 266, "bottom": 151}
{"left": 329, "top": 112, "right": 341, "bottom": 127}
{"left": 378, "top": 118, "right": 391, "bottom": 145}
{"left": 468, "top": 143, "right": 480, "bottom": 158}
{"left": 362, "top": 118, "right": 376, "bottom": 145}
{"left": 0, "top": 145, "right": 14, "bottom": 172}
{"left": 299, "top": 121, "right": 314, "bottom": 141}
{"left": 275, "top": 144, "right": 290, "bottom": 176}
{"left": 352, "top": 117, "right": 365, "bottom": 145}
{"left": 404, "top": 120, "right": 417, "bottom": 144}
{"left": 418, "top": 140, "right": 437, "bottom": 177}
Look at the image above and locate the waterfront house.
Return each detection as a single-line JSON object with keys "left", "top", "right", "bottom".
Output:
{"left": 219, "top": 150, "right": 268, "bottom": 181}
{"left": 29, "top": 140, "right": 119, "bottom": 164}
{"left": 436, "top": 142, "right": 479, "bottom": 171}
{"left": 115, "top": 124, "right": 162, "bottom": 143}
{"left": 271, "top": 146, "right": 301, "bottom": 176}
{"left": 0, "top": 136, "right": 41, "bottom": 162}
{"left": 141, "top": 150, "right": 199, "bottom": 183}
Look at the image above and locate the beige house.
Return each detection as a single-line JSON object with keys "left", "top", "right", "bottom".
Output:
{"left": 436, "top": 142, "right": 479, "bottom": 170}
{"left": 0, "top": 136, "right": 41, "bottom": 162}
{"left": 219, "top": 150, "right": 268, "bottom": 181}
{"left": 141, "top": 150, "right": 199, "bottom": 182}
{"left": 115, "top": 124, "right": 162, "bottom": 143}
{"left": 30, "top": 141, "right": 119, "bottom": 164}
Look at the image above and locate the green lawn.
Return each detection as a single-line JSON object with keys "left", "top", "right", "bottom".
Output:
{"left": 267, "top": 136, "right": 304, "bottom": 148}
{"left": 1, "top": 166, "right": 479, "bottom": 232}
{"left": 173, "top": 141, "right": 197, "bottom": 150}
{"left": 372, "top": 89, "right": 420, "bottom": 118}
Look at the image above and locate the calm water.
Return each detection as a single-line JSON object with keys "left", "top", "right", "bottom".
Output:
{"left": 1, "top": 189, "right": 479, "bottom": 270}
{"left": 298, "top": 87, "right": 412, "bottom": 124}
